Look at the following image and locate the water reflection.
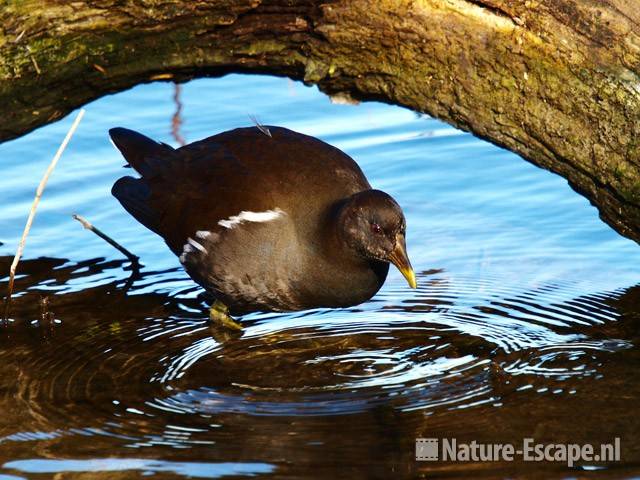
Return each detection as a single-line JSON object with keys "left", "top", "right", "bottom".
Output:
{"left": 1, "top": 256, "right": 639, "bottom": 477}
{"left": 4, "top": 458, "right": 274, "bottom": 478}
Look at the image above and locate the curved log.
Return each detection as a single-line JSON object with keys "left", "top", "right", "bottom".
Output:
{"left": 2, "top": 1, "right": 640, "bottom": 243}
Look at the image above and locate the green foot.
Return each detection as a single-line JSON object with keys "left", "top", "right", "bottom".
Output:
{"left": 209, "top": 299, "right": 243, "bottom": 331}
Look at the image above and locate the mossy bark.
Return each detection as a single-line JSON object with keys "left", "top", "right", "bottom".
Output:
{"left": 2, "top": 0, "right": 640, "bottom": 244}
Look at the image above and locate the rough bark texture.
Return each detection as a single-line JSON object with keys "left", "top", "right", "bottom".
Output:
{"left": 2, "top": 0, "right": 640, "bottom": 243}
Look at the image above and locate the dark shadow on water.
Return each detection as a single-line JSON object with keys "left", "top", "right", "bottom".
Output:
{"left": 1, "top": 256, "right": 640, "bottom": 478}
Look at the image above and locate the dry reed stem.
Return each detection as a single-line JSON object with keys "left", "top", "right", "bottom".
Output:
{"left": 2, "top": 109, "right": 85, "bottom": 322}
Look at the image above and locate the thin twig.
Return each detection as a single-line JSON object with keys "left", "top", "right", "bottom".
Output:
{"left": 3, "top": 109, "right": 85, "bottom": 323}
{"left": 26, "top": 46, "right": 41, "bottom": 75}
{"left": 13, "top": 30, "right": 26, "bottom": 43}
{"left": 72, "top": 214, "right": 141, "bottom": 275}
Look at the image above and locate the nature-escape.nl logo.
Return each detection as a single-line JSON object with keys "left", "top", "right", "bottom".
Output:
{"left": 416, "top": 438, "right": 621, "bottom": 467}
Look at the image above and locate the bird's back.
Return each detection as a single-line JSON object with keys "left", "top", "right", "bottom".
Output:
{"left": 111, "top": 126, "right": 382, "bottom": 312}
{"left": 112, "top": 126, "right": 370, "bottom": 253}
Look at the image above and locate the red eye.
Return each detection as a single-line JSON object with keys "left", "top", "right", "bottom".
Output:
{"left": 371, "top": 223, "right": 382, "bottom": 234}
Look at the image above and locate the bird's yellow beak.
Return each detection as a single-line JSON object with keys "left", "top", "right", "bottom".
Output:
{"left": 388, "top": 233, "right": 417, "bottom": 289}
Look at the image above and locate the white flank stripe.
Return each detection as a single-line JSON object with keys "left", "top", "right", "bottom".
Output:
{"left": 195, "top": 230, "right": 211, "bottom": 239}
{"left": 188, "top": 237, "right": 206, "bottom": 253}
{"left": 218, "top": 208, "right": 285, "bottom": 229}
{"left": 179, "top": 242, "right": 193, "bottom": 263}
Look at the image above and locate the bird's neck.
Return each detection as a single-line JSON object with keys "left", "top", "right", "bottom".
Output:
{"left": 323, "top": 199, "right": 379, "bottom": 273}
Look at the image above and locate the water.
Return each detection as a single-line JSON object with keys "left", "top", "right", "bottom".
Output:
{"left": 1, "top": 74, "right": 639, "bottom": 478}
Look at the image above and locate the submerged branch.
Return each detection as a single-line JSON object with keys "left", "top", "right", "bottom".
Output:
{"left": 72, "top": 214, "right": 141, "bottom": 279}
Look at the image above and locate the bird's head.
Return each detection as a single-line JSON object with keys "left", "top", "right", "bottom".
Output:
{"left": 337, "top": 189, "right": 416, "bottom": 288}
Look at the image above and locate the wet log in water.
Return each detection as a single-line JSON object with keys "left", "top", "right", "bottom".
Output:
{"left": 1, "top": 1, "right": 640, "bottom": 243}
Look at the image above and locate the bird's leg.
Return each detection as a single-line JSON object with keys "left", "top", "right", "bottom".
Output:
{"left": 209, "top": 299, "right": 243, "bottom": 331}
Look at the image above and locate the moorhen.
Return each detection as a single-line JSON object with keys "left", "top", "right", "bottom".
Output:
{"left": 110, "top": 125, "right": 416, "bottom": 328}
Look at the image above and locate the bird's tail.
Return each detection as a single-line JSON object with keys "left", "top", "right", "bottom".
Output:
{"left": 109, "top": 127, "right": 176, "bottom": 178}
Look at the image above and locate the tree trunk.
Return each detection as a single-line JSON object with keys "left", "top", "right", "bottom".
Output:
{"left": 2, "top": 1, "right": 640, "bottom": 244}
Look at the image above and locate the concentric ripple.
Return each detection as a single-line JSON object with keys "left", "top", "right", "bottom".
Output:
{"left": 1, "top": 259, "right": 636, "bottom": 456}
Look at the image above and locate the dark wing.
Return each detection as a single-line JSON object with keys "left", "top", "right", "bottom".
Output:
{"left": 109, "top": 127, "right": 257, "bottom": 254}
{"left": 110, "top": 126, "right": 371, "bottom": 256}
